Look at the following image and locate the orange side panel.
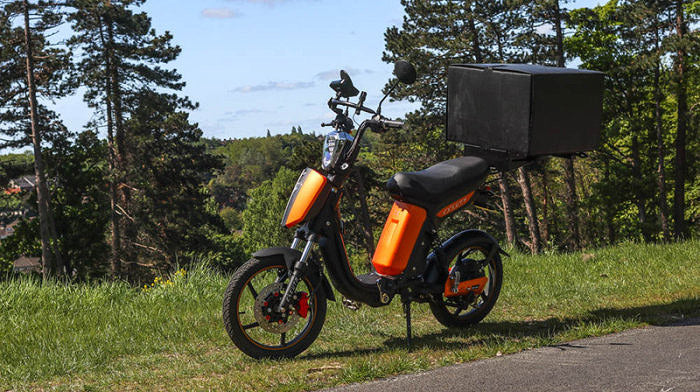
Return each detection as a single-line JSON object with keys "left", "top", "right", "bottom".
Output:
{"left": 371, "top": 202, "right": 427, "bottom": 276}
{"left": 444, "top": 276, "right": 488, "bottom": 297}
{"left": 284, "top": 170, "right": 328, "bottom": 228}
{"left": 436, "top": 191, "right": 475, "bottom": 218}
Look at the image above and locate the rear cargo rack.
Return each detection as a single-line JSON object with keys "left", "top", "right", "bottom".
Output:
{"left": 462, "top": 145, "right": 540, "bottom": 171}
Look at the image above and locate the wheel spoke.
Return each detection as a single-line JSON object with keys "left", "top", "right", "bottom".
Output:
{"left": 280, "top": 332, "right": 286, "bottom": 345}
{"left": 452, "top": 305, "right": 464, "bottom": 316}
{"left": 243, "top": 322, "right": 259, "bottom": 330}
{"left": 275, "top": 269, "right": 288, "bottom": 283}
{"left": 247, "top": 282, "right": 258, "bottom": 298}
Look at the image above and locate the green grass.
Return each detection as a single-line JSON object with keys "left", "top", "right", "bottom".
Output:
{"left": 1, "top": 240, "right": 699, "bottom": 391}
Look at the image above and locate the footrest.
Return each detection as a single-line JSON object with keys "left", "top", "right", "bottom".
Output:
{"left": 357, "top": 272, "right": 381, "bottom": 285}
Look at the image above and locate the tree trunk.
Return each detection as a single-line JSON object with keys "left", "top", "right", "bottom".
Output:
{"left": 539, "top": 164, "right": 551, "bottom": 245}
{"left": 99, "top": 13, "right": 121, "bottom": 278}
{"left": 630, "top": 135, "right": 651, "bottom": 242}
{"left": 46, "top": 206, "right": 67, "bottom": 274}
{"left": 562, "top": 158, "right": 581, "bottom": 250}
{"left": 604, "top": 158, "right": 616, "bottom": 243}
{"left": 467, "top": 3, "right": 482, "bottom": 62}
{"left": 672, "top": 0, "right": 688, "bottom": 239}
{"left": 653, "top": 21, "right": 670, "bottom": 241}
{"left": 107, "top": 120, "right": 121, "bottom": 277}
{"left": 517, "top": 166, "right": 541, "bottom": 254}
{"left": 106, "top": 4, "right": 135, "bottom": 274}
{"left": 576, "top": 164, "right": 595, "bottom": 246}
{"left": 553, "top": 0, "right": 581, "bottom": 250}
{"left": 492, "top": 23, "right": 504, "bottom": 61}
{"left": 553, "top": 0, "right": 565, "bottom": 68}
{"left": 497, "top": 172, "right": 518, "bottom": 247}
{"left": 22, "top": 0, "right": 63, "bottom": 278}
{"left": 353, "top": 168, "right": 375, "bottom": 263}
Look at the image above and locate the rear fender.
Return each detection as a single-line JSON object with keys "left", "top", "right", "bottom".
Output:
{"left": 252, "top": 247, "right": 336, "bottom": 302}
{"left": 423, "top": 230, "right": 507, "bottom": 287}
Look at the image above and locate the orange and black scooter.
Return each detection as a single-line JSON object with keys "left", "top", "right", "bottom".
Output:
{"left": 223, "top": 61, "right": 506, "bottom": 359}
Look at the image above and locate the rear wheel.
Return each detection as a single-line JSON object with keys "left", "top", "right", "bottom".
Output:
{"left": 429, "top": 237, "right": 503, "bottom": 328}
{"left": 223, "top": 257, "right": 327, "bottom": 359}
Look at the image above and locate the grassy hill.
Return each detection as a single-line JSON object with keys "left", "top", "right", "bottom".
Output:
{"left": 1, "top": 240, "right": 698, "bottom": 391}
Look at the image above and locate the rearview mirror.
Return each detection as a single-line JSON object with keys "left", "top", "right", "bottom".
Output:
{"left": 394, "top": 60, "right": 416, "bottom": 85}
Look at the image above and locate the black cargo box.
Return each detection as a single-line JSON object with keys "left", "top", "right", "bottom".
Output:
{"left": 447, "top": 64, "right": 604, "bottom": 160}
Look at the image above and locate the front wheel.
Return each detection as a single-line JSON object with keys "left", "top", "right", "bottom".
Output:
{"left": 429, "top": 237, "right": 503, "bottom": 328}
{"left": 223, "top": 257, "right": 327, "bottom": 359}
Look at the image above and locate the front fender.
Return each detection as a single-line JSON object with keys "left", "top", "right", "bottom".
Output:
{"left": 252, "top": 247, "right": 336, "bottom": 302}
{"left": 253, "top": 247, "right": 302, "bottom": 271}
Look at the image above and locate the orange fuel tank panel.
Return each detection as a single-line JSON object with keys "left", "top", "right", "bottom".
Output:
{"left": 371, "top": 201, "right": 426, "bottom": 276}
{"left": 283, "top": 169, "right": 328, "bottom": 228}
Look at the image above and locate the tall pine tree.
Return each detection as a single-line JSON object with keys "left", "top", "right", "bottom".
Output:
{"left": 0, "top": 0, "right": 69, "bottom": 276}
{"left": 68, "top": 0, "right": 187, "bottom": 275}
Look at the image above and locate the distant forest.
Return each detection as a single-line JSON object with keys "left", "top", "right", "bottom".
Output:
{"left": 0, "top": 0, "right": 697, "bottom": 281}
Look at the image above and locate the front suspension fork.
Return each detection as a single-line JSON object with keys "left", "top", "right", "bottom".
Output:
{"left": 276, "top": 234, "right": 317, "bottom": 312}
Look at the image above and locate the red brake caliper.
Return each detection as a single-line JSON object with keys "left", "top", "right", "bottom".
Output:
{"left": 295, "top": 292, "right": 309, "bottom": 318}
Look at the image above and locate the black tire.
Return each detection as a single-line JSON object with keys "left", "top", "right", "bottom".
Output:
{"left": 222, "top": 257, "right": 327, "bottom": 359}
{"left": 429, "top": 237, "right": 503, "bottom": 328}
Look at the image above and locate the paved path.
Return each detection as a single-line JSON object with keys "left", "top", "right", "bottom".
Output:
{"left": 323, "top": 318, "right": 700, "bottom": 392}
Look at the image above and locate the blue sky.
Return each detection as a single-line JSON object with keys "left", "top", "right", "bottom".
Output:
{"left": 50, "top": 0, "right": 602, "bottom": 143}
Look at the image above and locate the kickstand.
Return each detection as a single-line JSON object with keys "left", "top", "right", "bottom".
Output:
{"left": 403, "top": 300, "right": 412, "bottom": 351}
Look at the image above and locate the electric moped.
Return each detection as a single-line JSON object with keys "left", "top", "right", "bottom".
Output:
{"left": 223, "top": 61, "right": 506, "bottom": 359}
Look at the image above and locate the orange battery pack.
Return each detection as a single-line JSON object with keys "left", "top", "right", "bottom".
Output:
{"left": 371, "top": 201, "right": 426, "bottom": 276}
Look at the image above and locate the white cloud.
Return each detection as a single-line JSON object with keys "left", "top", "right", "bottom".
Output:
{"left": 225, "top": 109, "right": 265, "bottom": 116}
{"left": 314, "top": 67, "right": 374, "bottom": 81}
{"left": 201, "top": 8, "right": 238, "bottom": 19}
{"left": 231, "top": 81, "right": 315, "bottom": 93}
{"left": 226, "top": 0, "right": 294, "bottom": 6}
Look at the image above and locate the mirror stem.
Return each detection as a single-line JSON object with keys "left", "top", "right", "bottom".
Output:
{"left": 377, "top": 81, "right": 398, "bottom": 116}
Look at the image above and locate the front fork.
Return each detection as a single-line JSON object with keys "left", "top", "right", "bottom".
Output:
{"left": 276, "top": 234, "right": 317, "bottom": 312}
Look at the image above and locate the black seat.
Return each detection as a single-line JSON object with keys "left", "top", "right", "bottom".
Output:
{"left": 386, "top": 156, "right": 488, "bottom": 207}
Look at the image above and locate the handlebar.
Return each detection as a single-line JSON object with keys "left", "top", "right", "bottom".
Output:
{"left": 321, "top": 117, "right": 403, "bottom": 132}
{"left": 328, "top": 99, "right": 376, "bottom": 115}
{"left": 323, "top": 97, "right": 403, "bottom": 133}
{"left": 323, "top": 82, "right": 404, "bottom": 133}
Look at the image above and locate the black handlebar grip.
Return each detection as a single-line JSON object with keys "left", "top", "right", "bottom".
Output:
{"left": 383, "top": 120, "right": 404, "bottom": 129}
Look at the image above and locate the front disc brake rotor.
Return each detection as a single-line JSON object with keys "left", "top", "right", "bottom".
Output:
{"left": 253, "top": 283, "right": 301, "bottom": 333}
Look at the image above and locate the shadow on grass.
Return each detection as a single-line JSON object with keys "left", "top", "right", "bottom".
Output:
{"left": 301, "top": 296, "right": 699, "bottom": 360}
